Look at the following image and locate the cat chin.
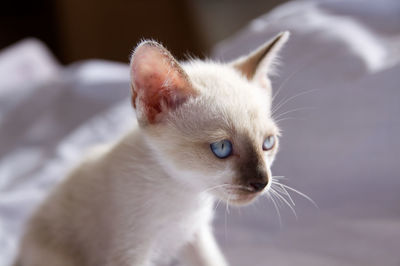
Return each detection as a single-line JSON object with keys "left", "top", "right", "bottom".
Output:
{"left": 228, "top": 196, "right": 259, "bottom": 206}
{"left": 215, "top": 190, "right": 262, "bottom": 206}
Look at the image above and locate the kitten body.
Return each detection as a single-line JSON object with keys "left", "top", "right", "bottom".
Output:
{"left": 15, "top": 32, "right": 289, "bottom": 266}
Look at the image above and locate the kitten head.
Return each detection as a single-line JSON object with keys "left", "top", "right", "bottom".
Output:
{"left": 130, "top": 32, "right": 289, "bottom": 205}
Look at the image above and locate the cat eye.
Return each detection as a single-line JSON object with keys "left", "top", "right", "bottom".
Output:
{"left": 263, "top": 135, "right": 275, "bottom": 151}
{"left": 210, "top": 140, "right": 233, "bottom": 159}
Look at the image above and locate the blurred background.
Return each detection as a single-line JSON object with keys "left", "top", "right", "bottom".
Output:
{"left": 0, "top": 0, "right": 288, "bottom": 63}
{"left": 1, "top": 0, "right": 400, "bottom": 266}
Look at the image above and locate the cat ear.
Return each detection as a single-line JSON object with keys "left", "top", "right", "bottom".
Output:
{"left": 130, "top": 41, "right": 197, "bottom": 125}
{"left": 231, "top": 31, "right": 290, "bottom": 88}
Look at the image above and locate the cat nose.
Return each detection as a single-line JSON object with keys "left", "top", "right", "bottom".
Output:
{"left": 248, "top": 180, "right": 268, "bottom": 192}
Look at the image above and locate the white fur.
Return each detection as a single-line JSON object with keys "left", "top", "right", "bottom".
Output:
{"left": 15, "top": 32, "right": 289, "bottom": 266}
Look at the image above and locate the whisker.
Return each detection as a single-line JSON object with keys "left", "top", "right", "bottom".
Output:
{"left": 274, "top": 117, "right": 298, "bottom": 124}
{"left": 225, "top": 193, "right": 231, "bottom": 215}
{"left": 272, "top": 63, "right": 309, "bottom": 103}
{"left": 271, "top": 183, "right": 295, "bottom": 207}
{"left": 269, "top": 188, "right": 285, "bottom": 209}
{"left": 278, "top": 184, "right": 296, "bottom": 206}
{"left": 267, "top": 191, "right": 282, "bottom": 227}
{"left": 271, "top": 55, "right": 322, "bottom": 104}
{"left": 273, "top": 107, "right": 315, "bottom": 121}
{"left": 278, "top": 183, "right": 319, "bottom": 209}
{"left": 224, "top": 193, "right": 232, "bottom": 238}
{"left": 214, "top": 198, "right": 222, "bottom": 211}
{"left": 225, "top": 184, "right": 253, "bottom": 191}
{"left": 272, "top": 89, "right": 318, "bottom": 116}
{"left": 201, "top": 183, "right": 249, "bottom": 194}
{"left": 270, "top": 189, "right": 298, "bottom": 219}
{"left": 201, "top": 184, "right": 232, "bottom": 194}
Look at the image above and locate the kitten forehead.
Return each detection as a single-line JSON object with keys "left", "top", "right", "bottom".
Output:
{"left": 183, "top": 61, "right": 272, "bottom": 111}
{"left": 167, "top": 60, "right": 278, "bottom": 141}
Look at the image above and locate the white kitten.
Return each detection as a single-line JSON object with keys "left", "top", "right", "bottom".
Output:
{"left": 14, "top": 31, "right": 289, "bottom": 266}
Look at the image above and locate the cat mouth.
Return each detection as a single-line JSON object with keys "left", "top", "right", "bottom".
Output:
{"left": 221, "top": 187, "right": 262, "bottom": 205}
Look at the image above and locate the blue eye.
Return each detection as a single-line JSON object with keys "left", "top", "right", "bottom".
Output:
{"left": 210, "top": 140, "right": 233, "bottom": 159}
{"left": 263, "top": 136, "right": 275, "bottom": 151}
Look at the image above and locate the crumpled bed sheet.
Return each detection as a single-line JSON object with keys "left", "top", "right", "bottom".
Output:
{"left": 1, "top": 1, "right": 400, "bottom": 265}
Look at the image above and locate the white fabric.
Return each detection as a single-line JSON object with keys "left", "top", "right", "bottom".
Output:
{"left": 0, "top": 39, "right": 133, "bottom": 266}
{"left": 1, "top": 1, "right": 399, "bottom": 265}
{"left": 213, "top": 1, "right": 400, "bottom": 265}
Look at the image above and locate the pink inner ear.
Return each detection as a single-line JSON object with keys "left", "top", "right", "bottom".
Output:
{"left": 131, "top": 44, "right": 196, "bottom": 123}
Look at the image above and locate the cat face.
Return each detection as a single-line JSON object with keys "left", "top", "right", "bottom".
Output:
{"left": 130, "top": 32, "right": 289, "bottom": 205}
